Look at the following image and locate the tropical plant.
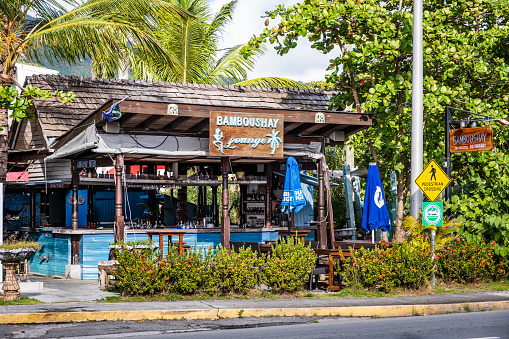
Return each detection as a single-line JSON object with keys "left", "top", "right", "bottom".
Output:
{"left": 447, "top": 151, "right": 509, "bottom": 256}
{"left": 401, "top": 215, "right": 457, "bottom": 248}
{"left": 206, "top": 246, "right": 263, "bottom": 295}
{"left": 116, "top": 0, "right": 308, "bottom": 89}
{"left": 0, "top": 0, "right": 180, "bottom": 181}
{"left": 245, "top": 0, "right": 509, "bottom": 242}
{"left": 262, "top": 238, "right": 316, "bottom": 293}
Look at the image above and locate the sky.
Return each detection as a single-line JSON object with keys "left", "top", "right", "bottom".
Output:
{"left": 208, "top": 0, "right": 333, "bottom": 83}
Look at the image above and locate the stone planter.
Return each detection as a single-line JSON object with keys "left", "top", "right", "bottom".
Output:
{"left": 0, "top": 248, "right": 38, "bottom": 301}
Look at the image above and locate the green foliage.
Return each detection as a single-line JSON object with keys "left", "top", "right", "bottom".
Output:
{"left": 122, "top": 0, "right": 307, "bottom": 89}
{"left": 341, "top": 241, "right": 433, "bottom": 292}
{"left": 246, "top": 0, "right": 509, "bottom": 240}
{"left": 262, "top": 238, "right": 316, "bottom": 293}
{"left": 402, "top": 215, "right": 457, "bottom": 248}
{"left": 162, "top": 246, "right": 212, "bottom": 295}
{"left": 113, "top": 244, "right": 163, "bottom": 295}
{"left": 436, "top": 238, "right": 508, "bottom": 283}
{"left": 0, "top": 85, "right": 74, "bottom": 121}
{"left": 206, "top": 246, "right": 263, "bottom": 295}
{"left": 447, "top": 152, "right": 509, "bottom": 256}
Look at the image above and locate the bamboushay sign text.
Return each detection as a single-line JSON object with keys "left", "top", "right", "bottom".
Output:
{"left": 449, "top": 126, "right": 493, "bottom": 153}
{"left": 209, "top": 111, "right": 284, "bottom": 157}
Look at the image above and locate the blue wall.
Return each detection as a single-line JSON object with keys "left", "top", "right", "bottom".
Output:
{"left": 29, "top": 230, "right": 315, "bottom": 280}
{"left": 29, "top": 231, "right": 70, "bottom": 277}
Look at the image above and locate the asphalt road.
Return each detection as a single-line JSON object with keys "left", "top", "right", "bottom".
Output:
{"left": 3, "top": 310, "right": 509, "bottom": 339}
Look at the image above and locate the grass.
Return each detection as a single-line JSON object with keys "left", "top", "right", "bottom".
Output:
{"left": 0, "top": 296, "right": 43, "bottom": 306}
{"left": 100, "top": 279, "right": 509, "bottom": 303}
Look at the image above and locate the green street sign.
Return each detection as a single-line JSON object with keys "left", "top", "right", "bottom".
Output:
{"left": 422, "top": 202, "right": 443, "bottom": 227}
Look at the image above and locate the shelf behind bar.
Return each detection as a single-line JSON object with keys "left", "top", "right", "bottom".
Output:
{"left": 80, "top": 178, "right": 267, "bottom": 186}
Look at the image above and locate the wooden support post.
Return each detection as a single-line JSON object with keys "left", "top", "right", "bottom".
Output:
{"left": 29, "top": 188, "right": 36, "bottom": 231}
{"left": 115, "top": 154, "right": 125, "bottom": 242}
{"left": 265, "top": 165, "right": 271, "bottom": 228}
{"left": 71, "top": 234, "right": 81, "bottom": 265}
{"left": 212, "top": 186, "right": 218, "bottom": 227}
{"left": 87, "top": 185, "right": 94, "bottom": 225}
{"left": 221, "top": 157, "right": 230, "bottom": 250}
{"left": 317, "top": 158, "right": 327, "bottom": 248}
{"left": 197, "top": 185, "right": 203, "bottom": 219}
{"left": 71, "top": 161, "right": 79, "bottom": 231}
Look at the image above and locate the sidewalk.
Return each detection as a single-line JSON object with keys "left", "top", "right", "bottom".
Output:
{"left": 1, "top": 275, "right": 508, "bottom": 324}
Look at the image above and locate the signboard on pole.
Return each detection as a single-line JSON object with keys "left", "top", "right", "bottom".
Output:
{"left": 209, "top": 111, "right": 284, "bottom": 158}
{"left": 449, "top": 126, "right": 493, "bottom": 153}
{"left": 414, "top": 160, "right": 451, "bottom": 201}
{"left": 422, "top": 202, "right": 443, "bottom": 226}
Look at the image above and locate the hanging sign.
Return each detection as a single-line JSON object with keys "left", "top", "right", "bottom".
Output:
{"left": 210, "top": 111, "right": 284, "bottom": 157}
{"left": 450, "top": 126, "right": 493, "bottom": 153}
{"left": 422, "top": 202, "right": 443, "bottom": 226}
{"left": 414, "top": 160, "right": 451, "bottom": 202}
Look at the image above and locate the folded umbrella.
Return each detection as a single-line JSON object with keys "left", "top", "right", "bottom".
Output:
{"left": 361, "top": 164, "right": 391, "bottom": 232}
{"left": 281, "top": 157, "right": 306, "bottom": 214}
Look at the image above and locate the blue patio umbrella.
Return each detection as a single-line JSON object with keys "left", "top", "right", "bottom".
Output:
{"left": 281, "top": 157, "right": 306, "bottom": 236}
{"left": 281, "top": 157, "right": 306, "bottom": 214}
{"left": 361, "top": 164, "right": 391, "bottom": 232}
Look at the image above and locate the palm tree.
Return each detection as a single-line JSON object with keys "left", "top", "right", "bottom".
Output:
{"left": 118, "top": 0, "right": 307, "bottom": 88}
{"left": 0, "top": 0, "right": 180, "bottom": 181}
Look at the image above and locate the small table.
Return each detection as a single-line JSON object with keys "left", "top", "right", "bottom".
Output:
{"left": 147, "top": 231, "right": 185, "bottom": 256}
{"left": 277, "top": 229, "right": 311, "bottom": 243}
{"left": 313, "top": 248, "right": 342, "bottom": 292}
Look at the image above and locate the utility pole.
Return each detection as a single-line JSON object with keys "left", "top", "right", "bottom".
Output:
{"left": 410, "top": 0, "right": 424, "bottom": 220}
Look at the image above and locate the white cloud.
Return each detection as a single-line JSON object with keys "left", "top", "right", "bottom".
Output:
{"left": 208, "top": 0, "right": 333, "bottom": 83}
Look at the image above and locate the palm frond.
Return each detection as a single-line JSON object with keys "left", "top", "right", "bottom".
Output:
{"left": 235, "top": 77, "right": 311, "bottom": 89}
{"left": 205, "top": 43, "right": 261, "bottom": 85}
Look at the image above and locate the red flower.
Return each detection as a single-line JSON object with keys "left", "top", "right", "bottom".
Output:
{"left": 462, "top": 250, "right": 466, "bottom": 253}
{"left": 491, "top": 240, "right": 496, "bottom": 245}
{"left": 453, "top": 249, "right": 457, "bottom": 253}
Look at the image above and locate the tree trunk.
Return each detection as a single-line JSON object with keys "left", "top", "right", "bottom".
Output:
{"left": 0, "top": 107, "right": 9, "bottom": 183}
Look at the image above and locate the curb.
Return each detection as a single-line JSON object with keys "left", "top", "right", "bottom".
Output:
{"left": 2, "top": 300, "right": 509, "bottom": 324}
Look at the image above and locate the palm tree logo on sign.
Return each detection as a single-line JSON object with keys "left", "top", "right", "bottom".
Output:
{"left": 266, "top": 129, "right": 281, "bottom": 155}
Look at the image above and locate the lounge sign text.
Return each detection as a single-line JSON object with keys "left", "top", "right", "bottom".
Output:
{"left": 210, "top": 111, "right": 284, "bottom": 157}
{"left": 449, "top": 126, "right": 493, "bottom": 153}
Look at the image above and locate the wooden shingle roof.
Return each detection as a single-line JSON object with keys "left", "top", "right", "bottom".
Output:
{"left": 25, "top": 75, "right": 339, "bottom": 140}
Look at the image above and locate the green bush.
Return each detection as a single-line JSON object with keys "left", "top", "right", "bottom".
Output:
{"left": 436, "top": 238, "right": 508, "bottom": 283}
{"left": 341, "top": 241, "right": 433, "bottom": 291}
{"left": 113, "top": 244, "right": 164, "bottom": 295}
{"left": 262, "top": 238, "right": 316, "bottom": 293}
{"left": 161, "top": 246, "right": 212, "bottom": 295}
{"left": 206, "top": 246, "right": 263, "bottom": 295}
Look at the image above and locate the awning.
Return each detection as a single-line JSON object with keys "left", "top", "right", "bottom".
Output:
{"left": 46, "top": 125, "right": 325, "bottom": 161}
{"left": 275, "top": 171, "right": 339, "bottom": 187}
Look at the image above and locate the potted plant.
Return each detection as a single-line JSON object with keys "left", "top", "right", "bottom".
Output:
{"left": 0, "top": 237, "right": 40, "bottom": 300}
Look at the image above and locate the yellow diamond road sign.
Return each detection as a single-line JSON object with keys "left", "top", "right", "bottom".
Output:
{"left": 415, "top": 160, "right": 451, "bottom": 202}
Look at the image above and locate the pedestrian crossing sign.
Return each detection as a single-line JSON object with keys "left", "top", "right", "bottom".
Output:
{"left": 415, "top": 160, "right": 451, "bottom": 202}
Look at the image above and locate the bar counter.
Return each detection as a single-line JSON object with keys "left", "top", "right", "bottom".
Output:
{"left": 26, "top": 226, "right": 316, "bottom": 279}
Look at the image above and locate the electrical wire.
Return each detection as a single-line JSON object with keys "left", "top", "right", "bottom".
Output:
{"left": 128, "top": 134, "right": 171, "bottom": 149}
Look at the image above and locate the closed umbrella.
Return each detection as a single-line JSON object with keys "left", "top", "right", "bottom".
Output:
{"left": 361, "top": 164, "right": 391, "bottom": 235}
{"left": 281, "top": 157, "right": 306, "bottom": 237}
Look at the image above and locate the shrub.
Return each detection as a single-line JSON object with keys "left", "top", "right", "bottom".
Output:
{"left": 341, "top": 241, "right": 433, "bottom": 291}
{"left": 436, "top": 238, "right": 508, "bottom": 283}
{"left": 161, "top": 246, "right": 212, "bottom": 295}
{"left": 113, "top": 244, "right": 164, "bottom": 295}
{"left": 262, "top": 238, "right": 316, "bottom": 293}
{"left": 206, "top": 246, "right": 263, "bottom": 295}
